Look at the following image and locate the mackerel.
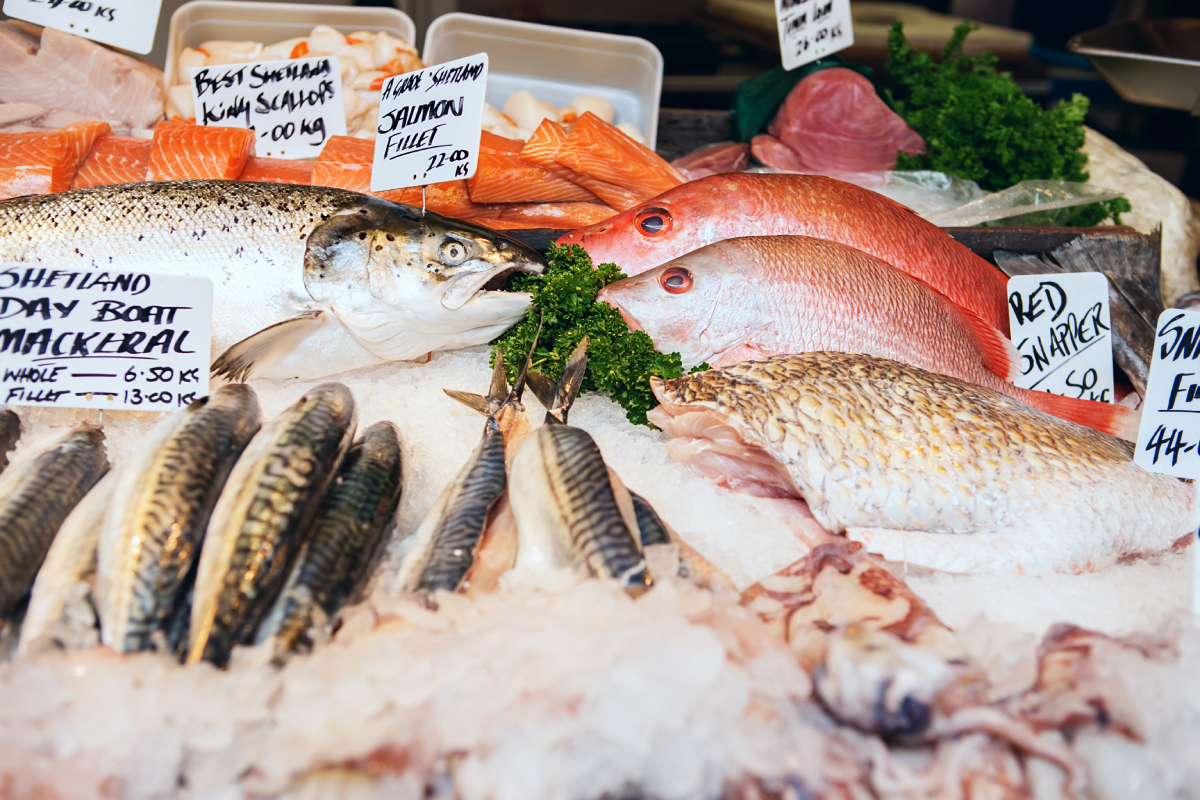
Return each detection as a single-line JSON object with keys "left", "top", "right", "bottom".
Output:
{"left": 0, "top": 425, "right": 108, "bottom": 626}
{"left": 0, "top": 408, "right": 20, "bottom": 475}
{"left": 187, "top": 383, "right": 356, "bottom": 666}
{"left": 257, "top": 421, "right": 403, "bottom": 660}
{"left": 97, "top": 385, "right": 261, "bottom": 653}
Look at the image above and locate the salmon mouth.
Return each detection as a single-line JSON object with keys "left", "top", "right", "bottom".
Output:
{"left": 596, "top": 289, "right": 643, "bottom": 333}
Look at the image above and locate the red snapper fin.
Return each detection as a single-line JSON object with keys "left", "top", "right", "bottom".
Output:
{"left": 956, "top": 305, "right": 1020, "bottom": 383}
{"left": 1018, "top": 389, "right": 1140, "bottom": 441}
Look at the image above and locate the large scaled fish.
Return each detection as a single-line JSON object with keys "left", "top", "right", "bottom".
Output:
{"left": 0, "top": 181, "right": 545, "bottom": 380}
{"left": 599, "top": 236, "right": 1134, "bottom": 438}
{"left": 188, "top": 382, "right": 357, "bottom": 666}
{"left": 257, "top": 420, "right": 403, "bottom": 662}
{"left": 507, "top": 340, "right": 650, "bottom": 588}
{"left": 556, "top": 172, "right": 1011, "bottom": 333}
{"left": 0, "top": 424, "right": 108, "bottom": 624}
{"left": 649, "top": 353, "right": 1196, "bottom": 575}
{"left": 97, "top": 384, "right": 262, "bottom": 654}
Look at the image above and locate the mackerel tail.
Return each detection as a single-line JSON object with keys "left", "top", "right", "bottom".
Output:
{"left": 526, "top": 337, "right": 589, "bottom": 425}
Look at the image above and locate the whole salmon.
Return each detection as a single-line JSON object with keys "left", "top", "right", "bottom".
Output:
{"left": 557, "top": 173, "right": 1011, "bottom": 333}
{"left": 599, "top": 236, "right": 1134, "bottom": 438}
{"left": 649, "top": 353, "right": 1196, "bottom": 575}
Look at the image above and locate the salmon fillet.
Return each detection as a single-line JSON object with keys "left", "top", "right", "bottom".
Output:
{"left": 240, "top": 156, "right": 315, "bottom": 185}
{"left": 468, "top": 150, "right": 599, "bottom": 203}
{"left": 0, "top": 120, "right": 112, "bottom": 198}
{"left": 147, "top": 120, "right": 255, "bottom": 181}
{"left": 480, "top": 130, "right": 525, "bottom": 154}
{"left": 554, "top": 112, "right": 684, "bottom": 199}
{"left": 519, "top": 119, "right": 645, "bottom": 211}
{"left": 496, "top": 201, "right": 616, "bottom": 229}
{"left": 71, "top": 135, "right": 152, "bottom": 188}
{"left": 310, "top": 135, "right": 373, "bottom": 192}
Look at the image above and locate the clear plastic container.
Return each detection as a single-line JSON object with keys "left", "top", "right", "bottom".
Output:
{"left": 423, "top": 12, "right": 663, "bottom": 148}
{"left": 164, "top": 0, "right": 418, "bottom": 106}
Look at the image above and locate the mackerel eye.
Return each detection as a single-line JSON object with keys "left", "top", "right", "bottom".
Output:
{"left": 439, "top": 239, "right": 469, "bottom": 265}
{"left": 659, "top": 267, "right": 692, "bottom": 294}
{"left": 635, "top": 208, "right": 672, "bottom": 237}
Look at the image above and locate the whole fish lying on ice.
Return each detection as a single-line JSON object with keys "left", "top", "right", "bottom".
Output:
{"left": 599, "top": 235, "right": 1135, "bottom": 438}
{"left": 0, "top": 181, "right": 544, "bottom": 380}
{"left": 557, "top": 172, "right": 1011, "bottom": 333}
{"left": 649, "top": 353, "right": 1196, "bottom": 574}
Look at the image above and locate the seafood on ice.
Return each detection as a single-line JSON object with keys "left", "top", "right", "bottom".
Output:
{"left": 648, "top": 352, "right": 1196, "bottom": 574}
{"left": 165, "top": 26, "right": 424, "bottom": 139}
{"left": 558, "top": 172, "right": 1012, "bottom": 332}
{"left": 482, "top": 89, "right": 647, "bottom": 144}
{"left": 0, "top": 181, "right": 545, "bottom": 380}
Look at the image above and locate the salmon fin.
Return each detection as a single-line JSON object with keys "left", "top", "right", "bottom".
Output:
{"left": 444, "top": 389, "right": 489, "bottom": 415}
{"left": 957, "top": 306, "right": 1020, "bottom": 382}
{"left": 537, "top": 337, "right": 589, "bottom": 424}
{"left": 210, "top": 310, "right": 327, "bottom": 382}
{"left": 1028, "top": 391, "right": 1139, "bottom": 441}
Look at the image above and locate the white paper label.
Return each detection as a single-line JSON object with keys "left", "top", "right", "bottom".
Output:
{"left": 1007, "top": 273, "right": 1114, "bottom": 403}
{"left": 1133, "top": 310, "right": 1200, "bottom": 478}
{"left": 777, "top": 0, "right": 854, "bottom": 71}
{"left": 371, "top": 54, "right": 488, "bottom": 192}
{"left": 189, "top": 57, "right": 346, "bottom": 159}
{"left": 2, "top": 0, "right": 160, "bottom": 54}
{"left": 0, "top": 265, "right": 211, "bottom": 412}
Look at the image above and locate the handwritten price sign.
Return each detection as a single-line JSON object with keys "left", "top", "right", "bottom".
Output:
{"left": 371, "top": 54, "right": 488, "bottom": 192}
{"left": 3, "top": 0, "right": 161, "bottom": 54}
{"left": 776, "top": 0, "right": 854, "bottom": 71}
{"left": 1007, "top": 273, "right": 1114, "bottom": 403}
{"left": 189, "top": 57, "right": 346, "bottom": 159}
{"left": 0, "top": 265, "right": 211, "bottom": 412}
{"left": 1134, "top": 309, "right": 1200, "bottom": 478}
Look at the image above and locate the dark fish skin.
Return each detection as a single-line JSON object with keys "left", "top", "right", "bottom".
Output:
{"left": 629, "top": 491, "right": 671, "bottom": 548}
{"left": 259, "top": 421, "right": 403, "bottom": 660}
{"left": 188, "top": 382, "right": 357, "bottom": 667}
{"left": 0, "top": 409, "right": 20, "bottom": 475}
{"left": 0, "top": 426, "right": 108, "bottom": 621}
{"left": 100, "top": 384, "right": 262, "bottom": 653}
{"left": 414, "top": 420, "right": 507, "bottom": 595}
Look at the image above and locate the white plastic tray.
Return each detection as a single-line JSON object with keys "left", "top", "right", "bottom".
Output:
{"left": 423, "top": 13, "right": 663, "bottom": 149}
{"left": 164, "top": 0, "right": 417, "bottom": 109}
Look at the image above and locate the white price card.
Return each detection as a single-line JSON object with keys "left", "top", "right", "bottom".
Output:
{"left": 0, "top": 265, "right": 211, "bottom": 413}
{"left": 371, "top": 53, "right": 488, "bottom": 192}
{"left": 3, "top": 0, "right": 161, "bottom": 54}
{"left": 1007, "top": 273, "right": 1114, "bottom": 403}
{"left": 1134, "top": 309, "right": 1200, "bottom": 478}
{"left": 189, "top": 57, "right": 346, "bottom": 159}
{"left": 776, "top": 0, "right": 854, "bottom": 71}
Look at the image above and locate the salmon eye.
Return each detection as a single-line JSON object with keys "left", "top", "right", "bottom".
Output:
{"left": 635, "top": 208, "right": 672, "bottom": 237}
{"left": 659, "top": 267, "right": 692, "bottom": 294}
{"left": 439, "top": 239, "right": 468, "bottom": 265}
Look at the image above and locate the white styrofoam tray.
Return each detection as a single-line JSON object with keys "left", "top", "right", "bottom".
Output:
{"left": 164, "top": 0, "right": 417, "bottom": 108}
{"left": 423, "top": 13, "right": 663, "bottom": 149}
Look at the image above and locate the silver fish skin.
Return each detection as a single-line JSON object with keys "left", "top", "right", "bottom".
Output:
{"left": 257, "top": 421, "right": 402, "bottom": 660}
{"left": 0, "top": 425, "right": 109, "bottom": 622}
{"left": 97, "top": 385, "right": 262, "bottom": 654}
{"left": 17, "top": 469, "right": 118, "bottom": 657}
{"left": 507, "top": 340, "right": 649, "bottom": 589}
{"left": 0, "top": 408, "right": 20, "bottom": 475}
{"left": 650, "top": 353, "right": 1198, "bottom": 575}
{"left": 0, "top": 181, "right": 544, "bottom": 380}
{"left": 188, "top": 382, "right": 357, "bottom": 667}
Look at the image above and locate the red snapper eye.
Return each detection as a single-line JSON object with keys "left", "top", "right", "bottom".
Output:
{"left": 635, "top": 207, "right": 672, "bottom": 237}
{"left": 659, "top": 267, "right": 693, "bottom": 294}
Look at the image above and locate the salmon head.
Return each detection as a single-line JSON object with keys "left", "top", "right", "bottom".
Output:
{"left": 304, "top": 196, "right": 544, "bottom": 360}
{"left": 597, "top": 240, "right": 771, "bottom": 368}
{"left": 558, "top": 173, "right": 776, "bottom": 277}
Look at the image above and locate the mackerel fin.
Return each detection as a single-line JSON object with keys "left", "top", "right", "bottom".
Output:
{"left": 444, "top": 351, "right": 511, "bottom": 417}
{"left": 535, "top": 337, "right": 589, "bottom": 424}
{"left": 444, "top": 390, "right": 489, "bottom": 415}
{"left": 211, "top": 310, "right": 327, "bottom": 383}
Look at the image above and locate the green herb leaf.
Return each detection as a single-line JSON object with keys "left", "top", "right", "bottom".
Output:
{"left": 491, "top": 243, "right": 687, "bottom": 427}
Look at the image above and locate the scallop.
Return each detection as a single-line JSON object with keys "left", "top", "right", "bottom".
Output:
{"left": 502, "top": 90, "right": 560, "bottom": 133}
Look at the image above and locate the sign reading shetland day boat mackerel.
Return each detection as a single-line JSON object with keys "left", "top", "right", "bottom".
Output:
{"left": 1006, "top": 273, "right": 1114, "bottom": 403}
{"left": 1135, "top": 309, "right": 1200, "bottom": 479}
{"left": 2, "top": 0, "right": 160, "bottom": 54}
{"left": 775, "top": 0, "right": 854, "bottom": 71}
{"left": 0, "top": 265, "right": 211, "bottom": 413}
{"left": 188, "top": 57, "right": 347, "bottom": 159}
{"left": 371, "top": 54, "right": 488, "bottom": 192}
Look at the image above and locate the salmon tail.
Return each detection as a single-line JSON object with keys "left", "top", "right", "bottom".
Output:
{"left": 1020, "top": 390, "right": 1140, "bottom": 441}
{"left": 529, "top": 337, "right": 588, "bottom": 424}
